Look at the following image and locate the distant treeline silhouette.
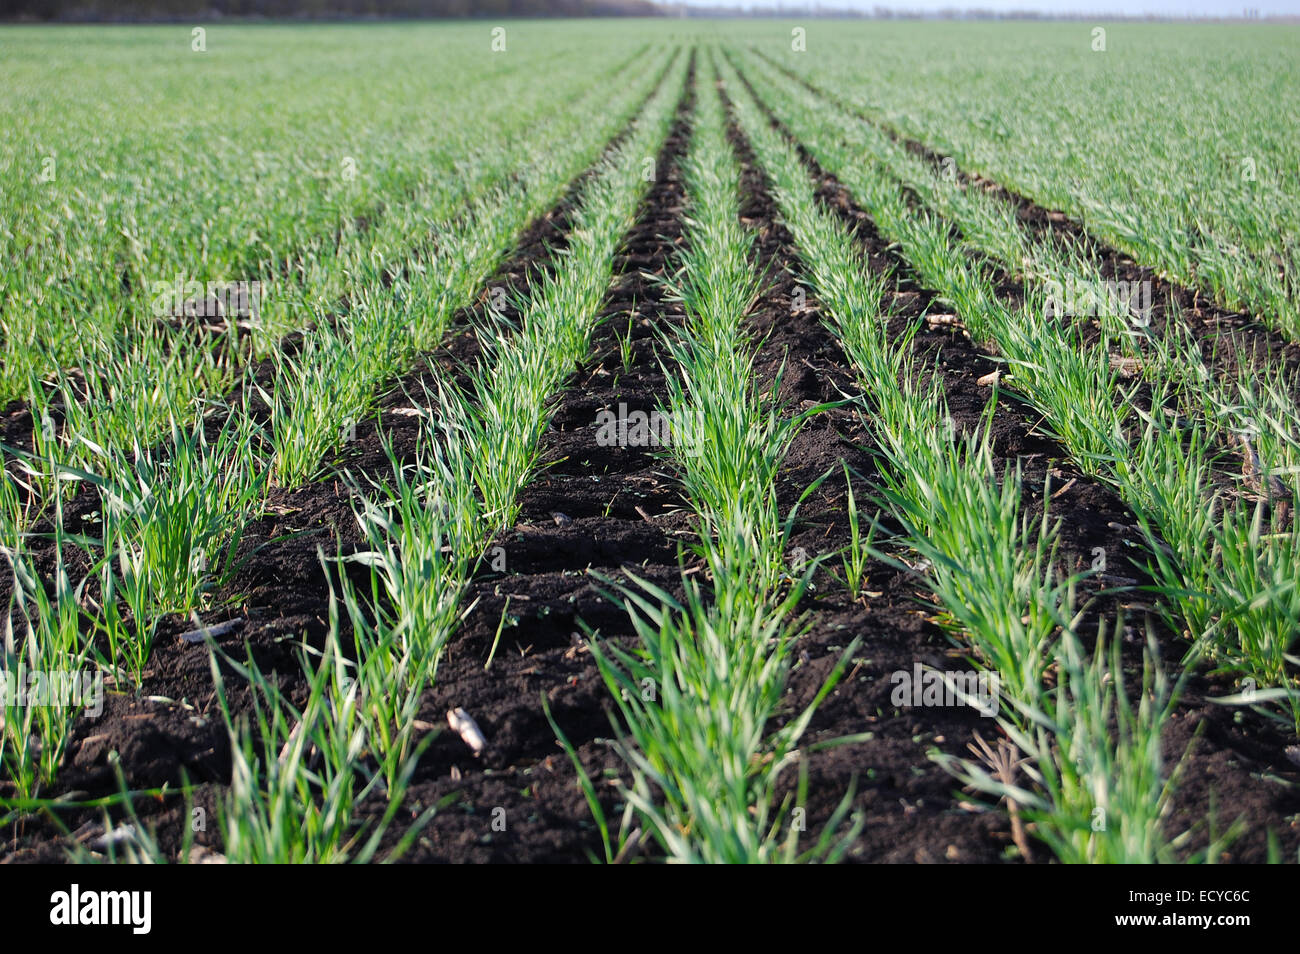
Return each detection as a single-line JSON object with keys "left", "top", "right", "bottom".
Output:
{"left": 0, "top": 0, "right": 664, "bottom": 20}
{"left": 5, "top": 0, "right": 1288, "bottom": 22}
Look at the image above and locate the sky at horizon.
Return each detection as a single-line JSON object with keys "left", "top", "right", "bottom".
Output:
{"left": 677, "top": 0, "right": 1300, "bottom": 16}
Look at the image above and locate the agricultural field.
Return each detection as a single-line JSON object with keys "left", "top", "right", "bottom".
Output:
{"left": 1, "top": 19, "right": 1299, "bottom": 869}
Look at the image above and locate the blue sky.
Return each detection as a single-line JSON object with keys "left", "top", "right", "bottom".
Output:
{"left": 679, "top": 0, "right": 1300, "bottom": 14}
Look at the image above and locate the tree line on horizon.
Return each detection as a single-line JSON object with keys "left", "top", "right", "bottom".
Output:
{"left": 0, "top": 0, "right": 664, "bottom": 19}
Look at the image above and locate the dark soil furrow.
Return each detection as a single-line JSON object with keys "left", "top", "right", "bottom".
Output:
{"left": 717, "top": 71, "right": 1015, "bottom": 863}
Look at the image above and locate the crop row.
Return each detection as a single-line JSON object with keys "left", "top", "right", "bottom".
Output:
{"left": 721, "top": 53, "right": 1196, "bottom": 863}
{"left": 200, "top": 53, "right": 691, "bottom": 863}
{"left": 572, "top": 55, "right": 855, "bottom": 863}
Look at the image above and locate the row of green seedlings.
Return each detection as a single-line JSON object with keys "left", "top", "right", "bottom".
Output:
{"left": 0, "top": 53, "right": 683, "bottom": 812}
{"left": 561, "top": 59, "right": 860, "bottom": 864}
{"left": 756, "top": 47, "right": 1300, "bottom": 343}
{"left": 0, "top": 40, "right": 650, "bottom": 407}
{"left": 724, "top": 54, "right": 1227, "bottom": 864}
{"left": 739, "top": 53, "right": 1300, "bottom": 737}
{"left": 8, "top": 45, "right": 662, "bottom": 516}
{"left": 31, "top": 58, "right": 692, "bottom": 863}
{"left": 204, "top": 56, "right": 690, "bottom": 865}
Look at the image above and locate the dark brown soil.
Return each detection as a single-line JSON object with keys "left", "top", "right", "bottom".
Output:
{"left": 379, "top": 56, "right": 700, "bottom": 863}
{"left": 721, "top": 82, "right": 1007, "bottom": 862}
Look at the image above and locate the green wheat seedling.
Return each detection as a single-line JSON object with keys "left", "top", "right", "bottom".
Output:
{"left": 574, "top": 61, "right": 862, "bottom": 863}
{"left": 311, "top": 59, "right": 688, "bottom": 805}
{"left": 876, "top": 429, "right": 1076, "bottom": 710}
{"left": 209, "top": 632, "right": 433, "bottom": 864}
{"left": 1200, "top": 502, "right": 1300, "bottom": 728}
{"left": 993, "top": 301, "right": 1132, "bottom": 475}
{"left": 331, "top": 374, "right": 516, "bottom": 790}
{"left": 341, "top": 414, "right": 482, "bottom": 676}
{"left": 35, "top": 325, "right": 238, "bottom": 477}
{"left": 0, "top": 462, "right": 23, "bottom": 546}
{"left": 322, "top": 400, "right": 478, "bottom": 793}
{"left": 658, "top": 66, "right": 824, "bottom": 580}
{"left": 659, "top": 334, "right": 821, "bottom": 575}
{"left": 1217, "top": 354, "right": 1300, "bottom": 478}
{"left": 329, "top": 542, "right": 460, "bottom": 798}
{"left": 328, "top": 584, "right": 440, "bottom": 800}
{"left": 6, "top": 43, "right": 680, "bottom": 729}
{"left": 1009, "top": 249, "right": 1297, "bottom": 731}
{"left": 1120, "top": 315, "right": 1300, "bottom": 726}
{"left": 1, "top": 518, "right": 97, "bottom": 800}
{"left": 934, "top": 626, "right": 1231, "bottom": 864}
{"left": 755, "top": 46, "right": 1293, "bottom": 507}
{"left": 836, "top": 464, "right": 877, "bottom": 602}
{"left": 587, "top": 532, "right": 861, "bottom": 864}
{"left": 260, "top": 314, "right": 401, "bottom": 488}
{"left": 446, "top": 62, "right": 689, "bottom": 529}
{"left": 2, "top": 44, "right": 665, "bottom": 530}
{"left": 1019, "top": 337, "right": 1300, "bottom": 732}
{"left": 726, "top": 68, "right": 1072, "bottom": 710}
{"left": 452, "top": 336, "right": 561, "bottom": 529}
{"left": 78, "top": 416, "right": 265, "bottom": 617}
{"left": 618, "top": 310, "right": 637, "bottom": 372}
{"left": 862, "top": 352, "right": 1073, "bottom": 710}
{"left": 22, "top": 416, "right": 265, "bottom": 687}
